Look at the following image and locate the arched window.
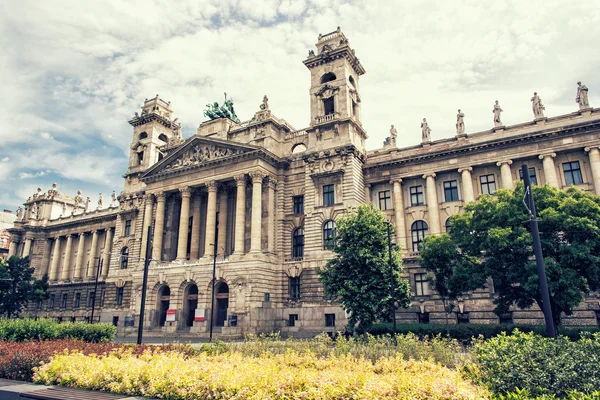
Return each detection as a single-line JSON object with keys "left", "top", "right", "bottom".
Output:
{"left": 137, "top": 151, "right": 144, "bottom": 165}
{"left": 158, "top": 134, "right": 168, "bottom": 143}
{"left": 411, "top": 221, "right": 428, "bottom": 252}
{"left": 445, "top": 218, "right": 452, "bottom": 233}
{"left": 292, "top": 228, "right": 304, "bottom": 258}
{"left": 323, "top": 220, "right": 336, "bottom": 250}
{"left": 139, "top": 132, "right": 148, "bottom": 140}
{"left": 120, "top": 247, "right": 129, "bottom": 269}
{"left": 320, "top": 72, "right": 337, "bottom": 84}
{"left": 349, "top": 75, "right": 356, "bottom": 87}
{"left": 291, "top": 143, "right": 307, "bottom": 154}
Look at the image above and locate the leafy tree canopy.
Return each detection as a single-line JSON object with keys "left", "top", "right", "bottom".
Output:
{"left": 318, "top": 204, "right": 411, "bottom": 333}
{"left": 0, "top": 256, "right": 49, "bottom": 317}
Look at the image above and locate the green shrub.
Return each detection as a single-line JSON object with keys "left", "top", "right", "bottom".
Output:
{"left": 0, "top": 318, "right": 116, "bottom": 342}
{"left": 371, "top": 323, "right": 600, "bottom": 342}
{"left": 492, "top": 388, "right": 600, "bottom": 399}
{"left": 469, "top": 330, "right": 600, "bottom": 397}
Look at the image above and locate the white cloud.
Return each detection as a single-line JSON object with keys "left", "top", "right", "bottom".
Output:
{"left": 1, "top": 157, "right": 9, "bottom": 162}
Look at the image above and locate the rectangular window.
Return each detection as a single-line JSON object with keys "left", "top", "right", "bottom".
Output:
{"left": 378, "top": 190, "right": 392, "bottom": 210}
{"left": 563, "top": 161, "right": 583, "bottom": 185}
{"left": 288, "top": 314, "right": 298, "bottom": 327}
{"left": 116, "top": 287, "right": 124, "bottom": 306}
{"left": 74, "top": 293, "right": 81, "bottom": 308}
{"left": 323, "top": 184, "right": 335, "bottom": 206}
{"left": 456, "top": 312, "right": 470, "bottom": 324}
{"left": 323, "top": 97, "right": 335, "bottom": 115}
{"left": 325, "top": 313, "right": 336, "bottom": 327}
{"left": 100, "top": 288, "right": 106, "bottom": 307}
{"left": 124, "top": 220, "right": 132, "bottom": 236}
{"left": 49, "top": 294, "right": 55, "bottom": 309}
{"left": 443, "top": 180, "right": 459, "bottom": 202}
{"left": 289, "top": 277, "right": 300, "bottom": 300}
{"left": 519, "top": 167, "right": 538, "bottom": 186}
{"left": 61, "top": 293, "right": 68, "bottom": 308}
{"left": 410, "top": 186, "right": 424, "bottom": 206}
{"left": 293, "top": 195, "right": 304, "bottom": 215}
{"left": 414, "top": 273, "right": 431, "bottom": 296}
{"left": 417, "top": 312, "right": 430, "bottom": 324}
{"left": 479, "top": 174, "right": 496, "bottom": 195}
{"left": 499, "top": 312, "right": 513, "bottom": 325}
{"left": 88, "top": 291, "right": 95, "bottom": 308}
{"left": 112, "top": 316, "right": 119, "bottom": 327}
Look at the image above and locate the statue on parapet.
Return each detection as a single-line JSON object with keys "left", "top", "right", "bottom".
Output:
{"left": 203, "top": 92, "right": 241, "bottom": 123}
{"left": 16, "top": 206, "right": 23, "bottom": 221}
{"left": 456, "top": 109, "right": 465, "bottom": 135}
{"left": 576, "top": 81, "right": 590, "bottom": 110}
{"left": 421, "top": 118, "right": 431, "bottom": 143}
{"left": 260, "top": 95, "right": 269, "bottom": 110}
{"left": 531, "top": 92, "right": 545, "bottom": 119}
{"left": 493, "top": 100, "right": 503, "bottom": 126}
{"left": 389, "top": 124, "right": 397, "bottom": 146}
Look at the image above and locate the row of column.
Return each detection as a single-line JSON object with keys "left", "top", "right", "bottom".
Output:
{"left": 146, "top": 170, "right": 276, "bottom": 262}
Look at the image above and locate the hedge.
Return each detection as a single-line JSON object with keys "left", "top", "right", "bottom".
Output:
{"left": 0, "top": 318, "right": 116, "bottom": 342}
{"left": 370, "top": 322, "right": 600, "bottom": 341}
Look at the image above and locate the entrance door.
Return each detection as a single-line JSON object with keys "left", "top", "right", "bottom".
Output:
{"left": 214, "top": 282, "right": 229, "bottom": 327}
{"left": 157, "top": 286, "right": 170, "bottom": 327}
{"left": 185, "top": 284, "right": 198, "bottom": 327}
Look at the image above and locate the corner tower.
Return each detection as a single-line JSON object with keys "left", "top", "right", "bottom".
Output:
{"left": 124, "top": 95, "right": 182, "bottom": 193}
{"left": 303, "top": 27, "right": 367, "bottom": 151}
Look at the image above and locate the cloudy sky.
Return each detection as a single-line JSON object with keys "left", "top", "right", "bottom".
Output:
{"left": 1, "top": 0, "right": 598, "bottom": 212}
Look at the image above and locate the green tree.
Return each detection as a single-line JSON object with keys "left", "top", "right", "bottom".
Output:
{"left": 419, "top": 234, "right": 485, "bottom": 329}
{"left": 420, "top": 184, "right": 600, "bottom": 328}
{"left": 318, "top": 204, "right": 411, "bottom": 334}
{"left": 0, "top": 256, "right": 49, "bottom": 317}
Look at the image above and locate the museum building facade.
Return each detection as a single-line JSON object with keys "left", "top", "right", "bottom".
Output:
{"left": 8, "top": 28, "right": 600, "bottom": 336}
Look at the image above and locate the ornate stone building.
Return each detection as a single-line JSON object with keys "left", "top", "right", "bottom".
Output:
{"left": 8, "top": 28, "right": 600, "bottom": 336}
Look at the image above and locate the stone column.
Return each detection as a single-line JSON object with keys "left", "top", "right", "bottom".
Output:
{"left": 250, "top": 171, "right": 265, "bottom": 253}
{"left": 152, "top": 193, "right": 166, "bottom": 261}
{"left": 60, "top": 234, "right": 73, "bottom": 281}
{"left": 176, "top": 187, "right": 191, "bottom": 260}
{"left": 140, "top": 194, "right": 154, "bottom": 261}
{"left": 391, "top": 179, "right": 407, "bottom": 252}
{"left": 189, "top": 193, "right": 202, "bottom": 259}
{"left": 585, "top": 147, "right": 600, "bottom": 195}
{"left": 49, "top": 237, "right": 61, "bottom": 281}
{"left": 22, "top": 238, "right": 33, "bottom": 258}
{"left": 41, "top": 239, "right": 53, "bottom": 277}
{"left": 204, "top": 181, "right": 218, "bottom": 256}
{"left": 458, "top": 167, "right": 475, "bottom": 203}
{"left": 497, "top": 160, "right": 514, "bottom": 189}
{"left": 217, "top": 189, "right": 228, "bottom": 257}
{"left": 7, "top": 240, "right": 17, "bottom": 258}
{"left": 423, "top": 173, "right": 441, "bottom": 234}
{"left": 86, "top": 230, "right": 99, "bottom": 278}
{"left": 233, "top": 174, "right": 247, "bottom": 255}
{"left": 267, "top": 177, "right": 277, "bottom": 253}
{"left": 539, "top": 153, "right": 559, "bottom": 188}
{"left": 74, "top": 233, "right": 85, "bottom": 280}
{"left": 365, "top": 184, "right": 372, "bottom": 204}
{"left": 101, "top": 228, "right": 113, "bottom": 277}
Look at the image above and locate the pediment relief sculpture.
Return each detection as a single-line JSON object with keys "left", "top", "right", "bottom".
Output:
{"left": 315, "top": 84, "right": 339, "bottom": 99}
{"left": 163, "top": 144, "right": 244, "bottom": 171}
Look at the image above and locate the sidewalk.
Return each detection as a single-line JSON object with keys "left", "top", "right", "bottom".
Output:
{"left": 0, "top": 379, "right": 148, "bottom": 400}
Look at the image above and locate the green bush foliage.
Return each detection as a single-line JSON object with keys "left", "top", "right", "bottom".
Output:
{"left": 469, "top": 330, "right": 600, "bottom": 397}
{"left": 493, "top": 388, "right": 600, "bottom": 399}
{"left": 0, "top": 318, "right": 116, "bottom": 342}
{"left": 371, "top": 322, "right": 600, "bottom": 342}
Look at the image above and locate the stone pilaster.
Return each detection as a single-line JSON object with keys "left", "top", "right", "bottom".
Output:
{"left": 176, "top": 187, "right": 191, "bottom": 260}
{"left": 233, "top": 174, "right": 247, "bottom": 255}
{"left": 423, "top": 173, "right": 441, "bottom": 234}
{"left": 250, "top": 171, "right": 265, "bottom": 253}
{"left": 458, "top": 167, "right": 475, "bottom": 203}
{"left": 140, "top": 194, "right": 154, "bottom": 261}
{"left": 87, "top": 230, "right": 99, "bottom": 278}
{"left": 497, "top": 160, "right": 514, "bottom": 189}
{"left": 152, "top": 193, "right": 166, "bottom": 261}
{"left": 585, "top": 147, "right": 600, "bottom": 195}
{"left": 49, "top": 237, "right": 61, "bottom": 281}
{"left": 101, "top": 228, "right": 113, "bottom": 277}
{"left": 60, "top": 234, "right": 73, "bottom": 281}
{"left": 365, "top": 183, "right": 371, "bottom": 204}
{"left": 204, "top": 181, "right": 218, "bottom": 257}
{"left": 267, "top": 177, "right": 277, "bottom": 253}
{"left": 74, "top": 233, "right": 85, "bottom": 280}
{"left": 217, "top": 189, "right": 228, "bottom": 257}
{"left": 22, "top": 238, "right": 32, "bottom": 258}
{"left": 189, "top": 193, "right": 202, "bottom": 259}
{"left": 539, "top": 153, "right": 559, "bottom": 188}
{"left": 8, "top": 240, "right": 17, "bottom": 258}
{"left": 391, "top": 179, "right": 406, "bottom": 253}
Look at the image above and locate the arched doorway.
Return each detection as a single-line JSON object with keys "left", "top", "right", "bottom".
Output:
{"left": 184, "top": 284, "right": 198, "bottom": 327}
{"left": 157, "top": 286, "right": 170, "bottom": 327}
{"left": 215, "top": 282, "right": 229, "bottom": 327}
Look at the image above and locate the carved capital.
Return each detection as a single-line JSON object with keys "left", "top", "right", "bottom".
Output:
{"left": 389, "top": 178, "right": 403, "bottom": 185}
{"left": 233, "top": 174, "right": 247, "bottom": 186}
{"left": 79, "top": 232, "right": 86, "bottom": 237}
{"left": 539, "top": 153, "right": 556, "bottom": 160}
{"left": 250, "top": 170, "right": 265, "bottom": 184}
{"left": 180, "top": 187, "right": 191, "bottom": 198}
{"left": 206, "top": 180, "right": 218, "bottom": 192}
{"left": 458, "top": 167, "right": 473, "bottom": 174}
{"left": 266, "top": 177, "right": 277, "bottom": 190}
{"left": 422, "top": 173, "right": 436, "bottom": 180}
{"left": 156, "top": 192, "right": 167, "bottom": 202}
{"left": 496, "top": 160, "right": 513, "bottom": 167}
{"left": 143, "top": 193, "right": 154, "bottom": 202}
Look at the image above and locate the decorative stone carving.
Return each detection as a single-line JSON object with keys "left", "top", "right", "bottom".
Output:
{"left": 389, "top": 125, "right": 397, "bottom": 145}
{"left": 33, "top": 188, "right": 43, "bottom": 199}
{"left": 74, "top": 190, "right": 84, "bottom": 207}
{"left": 97, "top": 193, "right": 103, "bottom": 210}
{"left": 531, "top": 92, "right": 545, "bottom": 119}
{"left": 576, "top": 81, "right": 590, "bottom": 110}
{"left": 493, "top": 100, "right": 503, "bottom": 126}
{"left": 315, "top": 84, "right": 339, "bottom": 99}
{"left": 30, "top": 202, "right": 38, "bottom": 220}
{"left": 60, "top": 202, "right": 66, "bottom": 217}
{"left": 260, "top": 95, "right": 269, "bottom": 110}
{"left": 110, "top": 191, "right": 118, "bottom": 207}
{"left": 421, "top": 118, "right": 431, "bottom": 143}
{"left": 456, "top": 109, "right": 465, "bottom": 135}
{"left": 47, "top": 183, "right": 59, "bottom": 197}
{"left": 16, "top": 206, "right": 23, "bottom": 221}
{"left": 163, "top": 144, "right": 243, "bottom": 171}
{"left": 85, "top": 197, "right": 91, "bottom": 212}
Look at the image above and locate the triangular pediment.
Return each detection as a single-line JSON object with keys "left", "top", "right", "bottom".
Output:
{"left": 141, "top": 136, "right": 260, "bottom": 180}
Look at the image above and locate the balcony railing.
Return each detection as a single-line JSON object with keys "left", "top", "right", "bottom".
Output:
{"left": 315, "top": 113, "right": 339, "bottom": 124}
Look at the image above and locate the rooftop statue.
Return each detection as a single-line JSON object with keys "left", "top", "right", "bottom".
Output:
{"left": 576, "top": 81, "right": 590, "bottom": 110}
{"left": 203, "top": 92, "right": 241, "bottom": 123}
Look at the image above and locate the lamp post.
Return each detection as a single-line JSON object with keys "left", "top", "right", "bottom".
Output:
{"left": 386, "top": 221, "right": 397, "bottom": 345}
{"left": 89, "top": 256, "right": 102, "bottom": 324}
{"left": 209, "top": 217, "right": 219, "bottom": 343}
{"left": 137, "top": 226, "right": 153, "bottom": 345}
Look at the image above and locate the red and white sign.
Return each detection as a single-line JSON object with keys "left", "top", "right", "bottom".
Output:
{"left": 166, "top": 309, "right": 176, "bottom": 322}
{"left": 194, "top": 308, "right": 205, "bottom": 322}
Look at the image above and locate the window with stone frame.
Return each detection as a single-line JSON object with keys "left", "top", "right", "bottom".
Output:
{"left": 323, "top": 184, "right": 335, "bottom": 206}
{"left": 61, "top": 293, "right": 68, "bottom": 308}
{"left": 288, "top": 314, "right": 298, "bottom": 327}
{"left": 323, "top": 97, "right": 335, "bottom": 115}
{"left": 124, "top": 219, "right": 132, "bottom": 236}
{"left": 293, "top": 195, "right": 304, "bottom": 215}
{"left": 414, "top": 273, "right": 431, "bottom": 296}
{"left": 88, "top": 291, "right": 95, "bottom": 308}
{"left": 563, "top": 161, "right": 584, "bottom": 185}
{"left": 137, "top": 152, "right": 144, "bottom": 166}
{"left": 411, "top": 220, "right": 428, "bottom": 252}
{"left": 74, "top": 293, "right": 81, "bottom": 308}
{"left": 498, "top": 312, "right": 513, "bottom": 324}
{"left": 519, "top": 167, "right": 538, "bottom": 185}
{"left": 445, "top": 218, "right": 452, "bottom": 233}
{"left": 116, "top": 287, "right": 124, "bottom": 306}
{"left": 417, "top": 312, "right": 430, "bottom": 324}
{"left": 289, "top": 276, "right": 301, "bottom": 300}
{"left": 443, "top": 180, "right": 459, "bottom": 202}
{"left": 292, "top": 227, "right": 304, "bottom": 259}
{"left": 410, "top": 185, "right": 424, "bottom": 206}
{"left": 100, "top": 288, "right": 106, "bottom": 307}
{"left": 120, "top": 247, "right": 129, "bottom": 269}
{"left": 49, "top": 294, "right": 55, "bottom": 309}
{"left": 456, "top": 312, "right": 470, "bottom": 324}
{"left": 325, "top": 313, "right": 336, "bottom": 327}
{"left": 479, "top": 174, "right": 496, "bottom": 195}
{"left": 378, "top": 190, "right": 392, "bottom": 210}
{"left": 323, "top": 220, "right": 336, "bottom": 250}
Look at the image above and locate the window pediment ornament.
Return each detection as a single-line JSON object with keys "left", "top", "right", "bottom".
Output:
{"left": 315, "top": 84, "right": 339, "bottom": 99}
{"left": 163, "top": 144, "right": 244, "bottom": 171}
